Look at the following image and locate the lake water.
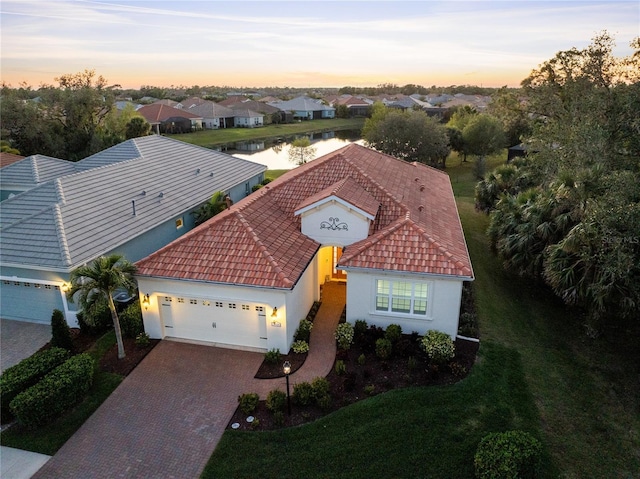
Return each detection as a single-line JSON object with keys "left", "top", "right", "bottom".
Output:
{"left": 229, "top": 130, "right": 365, "bottom": 170}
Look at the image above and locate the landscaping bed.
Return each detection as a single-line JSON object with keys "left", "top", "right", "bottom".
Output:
{"left": 228, "top": 334, "right": 478, "bottom": 431}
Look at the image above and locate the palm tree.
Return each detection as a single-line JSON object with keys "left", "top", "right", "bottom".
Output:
{"left": 67, "top": 254, "right": 137, "bottom": 359}
{"left": 193, "top": 191, "right": 228, "bottom": 226}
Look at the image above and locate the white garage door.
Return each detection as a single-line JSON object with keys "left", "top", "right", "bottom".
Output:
{"left": 159, "top": 295, "right": 267, "bottom": 349}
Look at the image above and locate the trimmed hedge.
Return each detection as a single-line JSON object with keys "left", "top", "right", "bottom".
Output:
{"left": 474, "top": 430, "right": 542, "bottom": 479}
{"left": 0, "top": 347, "right": 70, "bottom": 418}
{"left": 10, "top": 353, "right": 95, "bottom": 428}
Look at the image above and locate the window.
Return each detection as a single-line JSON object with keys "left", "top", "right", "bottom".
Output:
{"left": 175, "top": 217, "right": 184, "bottom": 229}
{"left": 215, "top": 301, "right": 223, "bottom": 307}
{"left": 177, "top": 298, "right": 185, "bottom": 303}
{"left": 202, "top": 300, "right": 211, "bottom": 306}
{"left": 228, "top": 303, "right": 236, "bottom": 309}
{"left": 375, "top": 279, "right": 429, "bottom": 316}
{"left": 242, "top": 304, "right": 250, "bottom": 311}
{"left": 255, "top": 306, "right": 265, "bottom": 312}
{"left": 45, "top": 284, "right": 52, "bottom": 290}
{"left": 189, "top": 299, "right": 198, "bottom": 305}
{"left": 245, "top": 182, "right": 250, "bottom": 195}
{"left": 164, "top": 296, "right": 172, "bottom": 302}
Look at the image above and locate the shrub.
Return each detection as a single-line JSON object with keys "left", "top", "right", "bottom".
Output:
{"left": 334, "top": 322, "right": 354, "bottom": 350}
{"left": 264, "top": 348, "right": 281, "bottom": 364}
{"left": 474, "top": 430, "right": 543, "bottom": 479}
{"left": 375, "top": 338, "right": 393, "bottom": 360}
{"left": 407, "top": 356, "right": 417, "bottom": 371}
{"left": 119, "top": 300, "right": 144, "bottom": 338}
{"left": 292, "top": 340, "right": 309, "bottom": 354}
{"left": 364, "top": 384, "right": 375, "bottom": 396}
{"left": 384, "top": 324, "right": 402, "bottom": 343}
{"left": 420, "top": 330, "right": 456, "bottom": 365}
{"left": 266, "top": 389, "right": 286, "bottom": 412}
{"left": 458, "top": 312, "right": 479, "bottom": 338}
{"left": 354, "top": 319, "right": 368, "bottom": 338}
{"left": 238, "top": 393, "right": 259, "bottom": 415}
{"left": 273, "top": 410, "right": 285, "bottom": 427}
{"left": 357, "top": 353, "right": 366, "bottom": 366}
{"left": 135, "top": 332, "right": 150, "bottom": 347}
{"left": 292, "top": 381, "right": 314, "bottom": 406}
{"left": 0, "top": 347, "right": 70, "bottom": 419}
{"left": 10, "top": 353, "right": 95, "bottom": 428}
{"left": 311, "top": 377, "right": 330, "bottom": 400}
{"left": 334, "top": 359, "right": 346, "bottom": 376}
{"left": 317, "top": 393, "right": 332, "bottom": 411}
{"left": 77, "top": 297, "right": 112, "bottom": 336}
{"left": 294, "top": 319, "right": 313, "bottom": 342}
{"left": 50, "top": 309, "right": 73, "bottom": 351}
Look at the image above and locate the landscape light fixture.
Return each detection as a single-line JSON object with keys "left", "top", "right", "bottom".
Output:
{"left": 283, "top": 360, "right": 292, "bottom": 415}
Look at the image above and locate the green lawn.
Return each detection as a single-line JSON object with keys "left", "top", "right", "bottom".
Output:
{"left": 168, "top": 118, "right": 365, "bottom": 149}
{"left": 203, "top": 152, "right": 640, "bottom": 478}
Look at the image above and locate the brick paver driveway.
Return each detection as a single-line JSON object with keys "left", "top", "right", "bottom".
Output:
{"left": 33, "top": 341, "right": 264, "bottom": 479}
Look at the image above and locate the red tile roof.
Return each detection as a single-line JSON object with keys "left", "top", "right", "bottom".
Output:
{"left": 136, "top": 144, "right": 473, "bottom": 288}
{"left": 138, "top": 104, "right": 201, "bottom": 123}
{"left": 0, "top": 152, "right": 25, "bottom": 168}
{"left": 295, "top": 176, "right": 380, "bottom": 218}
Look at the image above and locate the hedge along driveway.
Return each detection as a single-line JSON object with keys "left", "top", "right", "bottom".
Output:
{"left": 31, "top": 341, "right": 264, "bottom": 479}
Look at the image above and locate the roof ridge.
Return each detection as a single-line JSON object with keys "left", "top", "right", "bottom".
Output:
{"left": 53, "top": 203, "right": 72, "bottom": 267}
{"left": 233, "top": 210, "right": 294, "bottom": 288}
{"left": 54, "top": 178, "right": 66, "bottom": 205}
{"left": 30, "top": 156, "right": 40, "bottom": 183}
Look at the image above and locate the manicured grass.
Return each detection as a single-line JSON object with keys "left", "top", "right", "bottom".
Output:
{"left": 203, "top": 150, "right": 639, "bottom": 478}
{"left": 202, "top": 342, "right": 549, "bottom": 479}
{"left": 0, "top": 331, "right": 123, "bottom": 455}
{"left": 168, "top": 118, "right": 365, "bottom": 148}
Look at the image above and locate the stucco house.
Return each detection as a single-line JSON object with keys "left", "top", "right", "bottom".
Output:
{"left": 135, "top": 144, "right": 473, "bottom": 353}
{"left": 137, "top": 104, "right": 203, "bottom": 134}
{"left": 187, "top": 101, "right": 235, "bottom": 129}
{"left": 0, "top": 136, "right": 266, "bottom": 325}
{"left": 269, "top": 96, "right": 336, "bottom": 120}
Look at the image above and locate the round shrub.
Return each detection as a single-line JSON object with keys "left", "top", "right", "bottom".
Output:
{"left": 420, "top": 330, "right": 455, "bottom": 365}
{"left": 334, "top": 322, "right": 354, "bottom": 350}
{"left": 266, "top": 389, "right": 286, "bottom": 412}
{"left": 294, "top": 319, "right": 313, "bottom": 342}
{"left": 135, "top": 332, "right": 150, "bottom": 347}
{"left": 292, "top": 381, "right": 314, "bottom": 406}
{"left": 375, "top": 338, "right": 393, "bottom": 360}
{"left": 292, "top": 340, "right": 309, "bottom": 354}
{"left": 237, "top": 392, "right": 259, "bottom": 415}
{"left": 354, "top": 319, "right": 368, "bottom": 338}
{"left": 50, "top": 309, "right": 73, "bottom": 351}
{"left": 474, "top": 430, "right": 542, "bottom": 479}
{"left": 384, "top": 324, "right": 402, "bottom": 343}
{"left": 119, "top": 300, "right": 144, "bottom": 339}
{"left": 334, "top": 359, "right": 346, "bottom": 376}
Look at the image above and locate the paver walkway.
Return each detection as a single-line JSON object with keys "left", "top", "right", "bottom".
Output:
{"left": 31, "top": 282, "right": 345, "bottom": 479}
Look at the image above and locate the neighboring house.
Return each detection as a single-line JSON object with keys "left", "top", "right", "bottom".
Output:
{"left": 188, "top": 101, "right": 235, "bottom": 129}
{"left": 0, "top": 136, "right": 266, "bottom": 325}
{"left": 269, "top": 96, "right": 336, "bottom": 120}
{"left": 0, "top": 155, "right": 76, "bottom": 201}
{"left": 137, "top": 104, "right": 203, "bottom": 134}
{"left": 329, "top": 95, "right": 372, "bottom": 117}
{"left": 387, "top": 96, "right": 433, "bottom": 111}
{"left": 232, "top": 109, "right": 264, "bottom": 128}
{"left": 0, "top": 152, "right": 24, "bottom": 169}
{"left": 153, "top": 99, "right": 183, "bottom": 109}
{"left": 136, "top": 144, "right": 473, "bottom": 353}
{"left": 229, "top": 100, "right": 282, "bottom": 121}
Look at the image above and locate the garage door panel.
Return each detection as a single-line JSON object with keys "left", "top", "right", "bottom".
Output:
{"left": 160, "top": 297, "right": 267, "bottom": 349}
{"left": 1, "top": 280, "right": 64, "bottom": 323}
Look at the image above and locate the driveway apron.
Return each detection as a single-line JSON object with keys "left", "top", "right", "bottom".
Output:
{"left": 32, "top": 342, "right": 264, "bottom": 479}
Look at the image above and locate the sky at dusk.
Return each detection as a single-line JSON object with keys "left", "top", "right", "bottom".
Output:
{"left": 1, "top": 0, "right": 638, "bottom": 90}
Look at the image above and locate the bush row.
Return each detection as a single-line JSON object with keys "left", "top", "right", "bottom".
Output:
{"left": 10, "top": 353, "right": 95, "bottom": 428}
{"left": 0, "top": 347, "right": 71, "bottom": 418}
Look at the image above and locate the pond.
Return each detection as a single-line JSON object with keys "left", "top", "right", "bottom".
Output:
{"left": 227, "top": 129, "right": 365, "bottom": 170}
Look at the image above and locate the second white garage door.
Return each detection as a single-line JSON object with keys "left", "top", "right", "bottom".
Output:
{"left": 160, "top": 295, "right": 268, "bottom": 350}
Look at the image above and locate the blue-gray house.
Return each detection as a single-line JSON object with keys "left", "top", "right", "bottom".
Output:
{"left": 0, "top": 135, "right": 266, "bottom": 325}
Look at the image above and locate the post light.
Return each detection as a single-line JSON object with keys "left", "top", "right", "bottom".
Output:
{"left": 283, "top": 360, "right": 292, "bottom": 415}
{"left": 142, "top": 293, "right": 150, "bottom": 310}
{"left": 271, "top": 306, "right": 278, "bottom": 317}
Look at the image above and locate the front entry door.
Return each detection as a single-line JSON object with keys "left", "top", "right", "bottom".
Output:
{"left": 332, "top": 246, "right": 347, "bottom": 280}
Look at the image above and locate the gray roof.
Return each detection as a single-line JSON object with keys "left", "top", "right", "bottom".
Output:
{"left": 187, "top": 101, "right": 235, "bottom": 119}
{"left": 0, "top": 136, "right": 266, "bottom": 271}
{"left": 269, "top": 96, "right": 335, "bottom": 112}
{"left": 232, "top": 109, "right": 263, "bottom": 119}
{"left": 229, "top": 100, "right": 280, "bottom": 115}
{"left": 1, "top": 155, "right": 76, "bottom": 188}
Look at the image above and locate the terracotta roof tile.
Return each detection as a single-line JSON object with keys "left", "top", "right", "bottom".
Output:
{"left": 136, "top": 144, "right": 473, "bottom": 287}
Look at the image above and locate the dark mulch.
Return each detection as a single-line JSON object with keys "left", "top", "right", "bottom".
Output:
{"left": 254, "top": 351, "right": 307, "bottom": 379}
{"left": 228, "top": 334, "right": 479, "bottom": 431}
{"left": 98, "top": 336, "right": 160, "bottom": 376}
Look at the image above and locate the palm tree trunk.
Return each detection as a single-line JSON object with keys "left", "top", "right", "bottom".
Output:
{"left": 108, "top": 295, "right": 126, "bottom": 359}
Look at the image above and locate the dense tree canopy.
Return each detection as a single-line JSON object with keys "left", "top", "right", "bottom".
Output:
{"left": 363, "top": 108, "right": 450, "bottom": 168}
{"left": 477, "top": 32, "right": 640, "bottom": 329}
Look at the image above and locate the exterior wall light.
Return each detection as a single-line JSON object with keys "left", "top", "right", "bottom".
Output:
{"left": 271, "top": 306, "right": 278, "bottom": 317}
{"left": 142, "top": 293, "right": 150, "bottom": 310}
